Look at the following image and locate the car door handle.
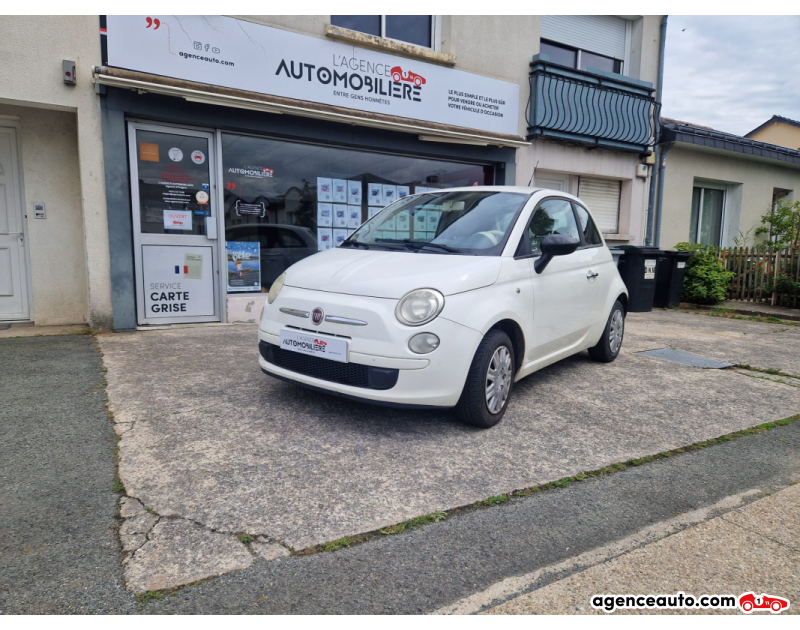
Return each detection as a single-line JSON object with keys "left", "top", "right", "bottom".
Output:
{"left": 586, "top": 270, "right": 599, "bottom": 278}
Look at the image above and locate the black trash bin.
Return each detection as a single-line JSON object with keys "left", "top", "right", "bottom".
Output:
{"left": 616, "top": 246, "right": 664, "bottom": 312}
{"left": 653, "top": 250, "right": 692, "bottom": 309}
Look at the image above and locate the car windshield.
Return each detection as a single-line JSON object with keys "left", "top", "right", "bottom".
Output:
{"left": 346, "top": 191, "right": 530, "bottom": 256}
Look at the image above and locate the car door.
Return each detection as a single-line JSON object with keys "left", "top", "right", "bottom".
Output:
{"left": 573, "top": 201, "right": 614, "bottom": 319}
{"left": 522, "top": 197, "right": 597, "bottom": 361}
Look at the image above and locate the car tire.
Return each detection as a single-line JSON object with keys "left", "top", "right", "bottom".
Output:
{"left": 454, "top": 329, "right": 515, "bottom": 428}
{"left": 742, "top": 601, "right": 753, "bottom": 612}
{"left": 588, "top": 299, "right": 625, "bottom": 363}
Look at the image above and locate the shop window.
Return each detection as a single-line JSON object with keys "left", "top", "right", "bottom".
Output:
{"left": 221, "top": 133, "right": 493, "bottom": 292}
{"left": 331, "top": 15, "right": 435, "bottom": 49}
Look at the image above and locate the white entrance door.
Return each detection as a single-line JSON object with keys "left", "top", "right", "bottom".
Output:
{"left": 0, "top": 125, "right": 30, "bottom": 321}
{"left": 129, "top": 123, "right": 221, "bottom": 325}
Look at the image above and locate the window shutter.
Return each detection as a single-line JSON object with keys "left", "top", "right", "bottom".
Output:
{"left": 578, "top": 177, "right": 621, "bottom": 233}
{"left": 541, "top": 16, "right": 627, "bottom": 60}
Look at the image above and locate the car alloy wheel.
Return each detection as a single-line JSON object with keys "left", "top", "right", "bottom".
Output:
{"left": 485, "top": 345, "right": 512, "bottom": 414}
{"left": 609, "top": 309, "right": 624, "bottom": 354}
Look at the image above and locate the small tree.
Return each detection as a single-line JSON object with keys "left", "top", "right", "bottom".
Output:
{"left": 755, "top": 199, "right": 800, "bottom": 249}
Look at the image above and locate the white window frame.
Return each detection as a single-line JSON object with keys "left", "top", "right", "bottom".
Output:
{"left": 337, "top": 15, "right": 441, "bottom": 51}
{"left": 692, "top": 181, "right": 727, "bottom": 247}
{"left": 541, "top": 39, "right": 625, "bottom": 76}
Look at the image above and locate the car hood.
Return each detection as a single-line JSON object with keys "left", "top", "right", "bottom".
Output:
{"left": 284, "top": 248, "right": 502, "bottom": 299}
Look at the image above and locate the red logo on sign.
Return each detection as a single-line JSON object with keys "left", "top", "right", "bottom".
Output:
{"left": 311, "top": 308, "right": 324, "bottom": 325}
{"left": 390, "top": 66, "right": 426, "bottom": 87}
{"left": 738, "top": 593, "right": 789, "bottom": 613}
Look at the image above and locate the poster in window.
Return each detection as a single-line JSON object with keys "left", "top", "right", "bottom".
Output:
{"left": 347, "top": 181, "right": 362, "bottom": 205}
{"left": 333, "top": 229, "right": 349, "bottom": 247}
{"left": 414, "top": 209, "right": 428, "bottom": 234}
{"left": 397, "top": 185, "right": 410, "bottom": 199}
{"left": 368, "top": 206, "right": 382, "bottom": 219}
{"left": 427, "top": 210, "right": 442, "bottom": 232}
{"left": 317, "top": 228, "right": 333, "bottom": 251}
{"left": 226, "top": 241, "right": 261, "bottom": 292}
{"left": 382, "top": 185, "right": 397, "bottom": 206}
{"left": 347, "top": 206, "right": 362, "bottom": 229}
{"left": 332, "top": 179, "right": 347, "bottom": 204}
{"left": 332, "top": 205, "right": 348, "bottom": 228}
{"left": 383, "top": 214, "right": 397, "bottom": 230}
{"left": 317, "top": 202, "right": 333, "bottom": 227}
{"left": 317, "top": 177, "right": 333, "bottom": 202}
{"left": 395, "top": 209, "right": 411, "bottom": 233}
{"left": 367, "top": 182, "right": 383, "bottom": 206}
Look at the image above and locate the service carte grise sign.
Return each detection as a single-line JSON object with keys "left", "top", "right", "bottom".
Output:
{"left": 105, "top": 15, "right": 520, "bottom": 136}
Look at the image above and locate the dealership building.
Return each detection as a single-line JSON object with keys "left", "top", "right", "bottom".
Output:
{"left": 0, "top": 15, "right": 662, "bottom": 331}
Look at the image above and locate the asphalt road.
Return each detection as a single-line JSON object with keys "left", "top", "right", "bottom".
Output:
{"left": 1, "top": 332, "right": 797, "bottom": 614}
{"left": 0, "top": 335, "right": 130, "bottom": 614}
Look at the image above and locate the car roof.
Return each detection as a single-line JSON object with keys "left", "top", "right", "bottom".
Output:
{"left": 414, "top": 185, "right": 584, "bottom": 205}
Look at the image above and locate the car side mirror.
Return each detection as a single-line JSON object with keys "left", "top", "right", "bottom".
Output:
{"left": 534, "top": 234, "right": 580, "bottom": 274}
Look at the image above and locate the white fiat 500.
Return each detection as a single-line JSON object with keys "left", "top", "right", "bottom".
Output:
{"left": 258, "top": 186, "right": 628, "bottom": 428}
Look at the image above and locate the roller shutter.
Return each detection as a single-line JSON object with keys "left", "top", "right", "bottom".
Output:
{"left": 578, "top": 177, "right": 621, "bottom": 233}
{"left": 541, "top": 16, "right": 627, "bottom": 60}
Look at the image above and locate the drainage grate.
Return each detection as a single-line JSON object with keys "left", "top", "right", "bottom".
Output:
{"left": 636, "top": 348, "right": 734, "bottom": 369}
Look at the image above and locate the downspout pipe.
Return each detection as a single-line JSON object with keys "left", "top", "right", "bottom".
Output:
{"left": 654, "top": 142, "right": 673, "bottom": 248}
{"left": 646, "top": 15, "right": 668, "bottom": 245}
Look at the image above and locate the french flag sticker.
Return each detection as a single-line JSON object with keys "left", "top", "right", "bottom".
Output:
{"left": 174, "top": 265, "right": 188, "bottom": 275}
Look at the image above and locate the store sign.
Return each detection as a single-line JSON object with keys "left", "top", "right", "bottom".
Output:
{"left": 106, "top": 15, "right": 520, "bottom": 136}
{"left": 142, "top": 245, "right": 215, "bottom": 317}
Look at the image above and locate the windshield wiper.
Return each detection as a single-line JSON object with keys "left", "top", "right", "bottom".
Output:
{"left": 402, "top": 240, "right": 461, "bottom": 254}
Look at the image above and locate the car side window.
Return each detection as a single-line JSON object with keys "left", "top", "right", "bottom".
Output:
{"left": 527, "top": 198, "right": 581, "bottom": 255}
{"left": 574, "top": 204, "right": 603, "bottom": 246}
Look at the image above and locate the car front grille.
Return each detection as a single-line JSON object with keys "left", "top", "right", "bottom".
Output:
{"left": 259, "top": 341, "right": 398, "bottom": 390}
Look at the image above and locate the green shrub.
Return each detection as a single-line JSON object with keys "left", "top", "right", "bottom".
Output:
{"left": 675, "top": 243, "right": 734, "bottom": 304}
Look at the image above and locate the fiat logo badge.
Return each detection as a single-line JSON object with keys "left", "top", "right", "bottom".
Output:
{"left": 311, "top": 308, "right": 324, "bottom": 325}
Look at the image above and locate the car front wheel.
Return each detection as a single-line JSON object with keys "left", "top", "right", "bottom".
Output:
{"left": 588, "top": 300, "right": 625, "bottom": 362}
{"left": 454, "top": 329, "right": 515, "bottom": 428}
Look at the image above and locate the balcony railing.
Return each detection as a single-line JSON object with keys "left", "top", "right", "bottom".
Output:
{"left": 528, "top": 55, "right": 660, "bottom": 153}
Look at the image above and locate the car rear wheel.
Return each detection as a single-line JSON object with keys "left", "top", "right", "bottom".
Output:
{"left": 454, "top": 329, "right": 515, "bottom": 428}
{"left": 588, "top": 300, "right": 625, "bottom": 363}
{"left": 771, "top": 602, "right": 782, "bottom": 612}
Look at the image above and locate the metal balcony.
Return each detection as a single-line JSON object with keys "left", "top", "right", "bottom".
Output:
{"left": 528, "top": 54, "right": 660, "bottom": 153}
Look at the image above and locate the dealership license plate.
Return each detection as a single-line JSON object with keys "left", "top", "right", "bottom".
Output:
{"left": 279, "top": 329, "right": 349, "bottom": 363}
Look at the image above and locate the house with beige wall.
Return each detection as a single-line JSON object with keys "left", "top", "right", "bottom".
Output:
{"left": 656, "top": 118, "right": 800, "bottom": 250}
{"left": 0, "top": 16, "right": 111, "bottom": 328}
{"left": 0, "top": 14, "right": 663, "bottom": 331}
{"left": 745, "top": 115, "right": 800, "bottom": 151}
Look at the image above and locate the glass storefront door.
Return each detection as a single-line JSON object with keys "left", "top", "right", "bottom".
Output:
{"left": 129, "top": 123, "right": 221, "bottom": 325}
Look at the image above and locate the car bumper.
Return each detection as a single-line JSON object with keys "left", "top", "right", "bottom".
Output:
{"left": 258, "top": 286, "right": 483, "bottom": 407}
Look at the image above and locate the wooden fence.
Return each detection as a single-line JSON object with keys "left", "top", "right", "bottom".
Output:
{"left": 718, "top": 247, "right": 800, "bottom": 307}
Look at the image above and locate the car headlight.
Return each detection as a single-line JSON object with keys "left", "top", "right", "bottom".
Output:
{"left": 395, "top": 288, "right": 444, "bottom": 326}
{"left": 408, "top": 332, "right": 440, "bottom": 354}
{"left": 268, "top": 273, "right": 286, "bottom": 304}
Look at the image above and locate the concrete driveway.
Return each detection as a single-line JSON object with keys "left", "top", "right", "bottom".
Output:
{"left": 98, "top": 310, "right": 799, "bottom": 591}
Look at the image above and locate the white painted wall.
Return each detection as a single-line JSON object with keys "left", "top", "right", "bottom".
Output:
{"left": 0, "top": 106, "right": 89, "bottom": 324}
{"left": 0, "top": 16, "right": 110, "bottom": 328}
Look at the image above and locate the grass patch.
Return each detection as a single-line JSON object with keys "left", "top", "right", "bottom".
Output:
{"left": 135, "top": 590, "right": 165, "bottom": 606}
{"left": 237, "top": 534, "right": 254, "bottom": 544}
{"left": 112, "top": 477, "right": 125, "bottom": 493}
{"left": 379, "top": 511, "right": 447, "bottom": 535}
{"left": 735, "top": 364, "right": 800, "bottom": 380}
{"left": 684, "top": 307, "right": 800, "bottom": 328}
{"left": 474, "top": 495, "right": 509, "bottom": 508}
{"left": 320, "top": 536, "right": 355, "bottom": 552}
